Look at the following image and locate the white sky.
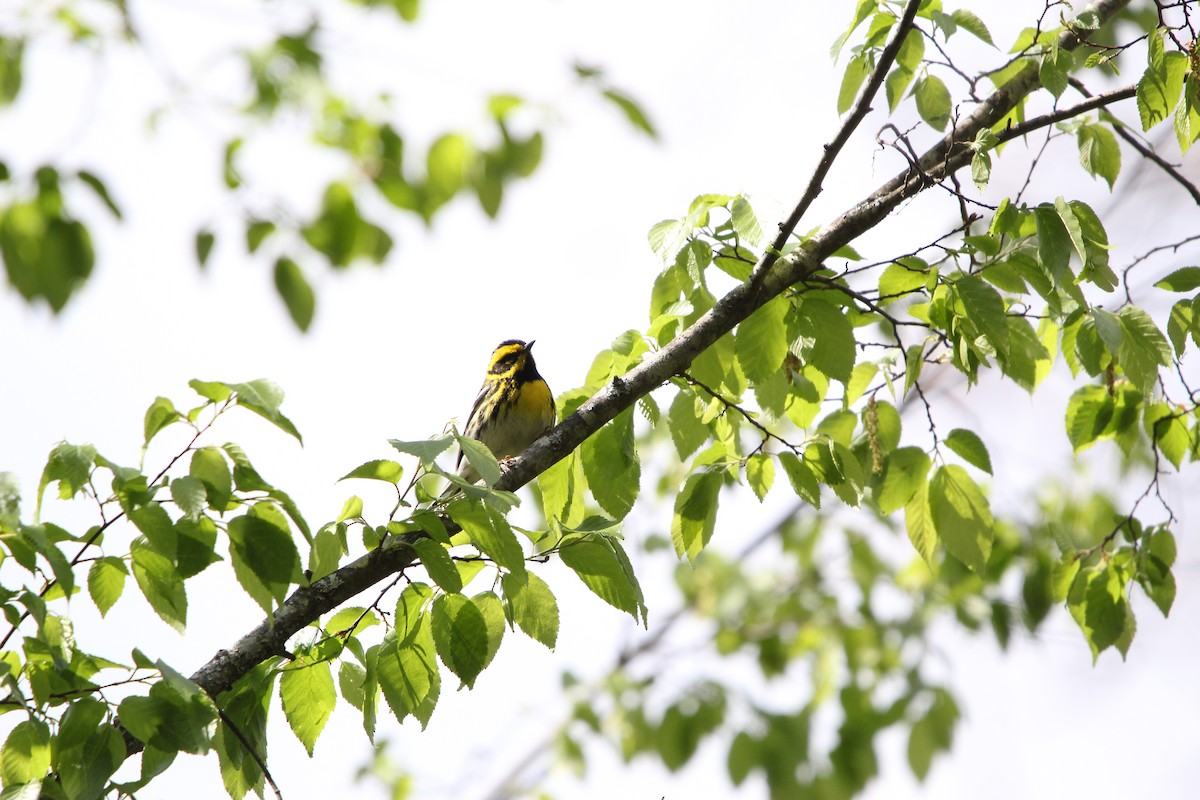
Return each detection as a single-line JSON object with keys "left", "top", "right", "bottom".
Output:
{"left": 1, "top": 1, "right": 1198, "bottom": 798}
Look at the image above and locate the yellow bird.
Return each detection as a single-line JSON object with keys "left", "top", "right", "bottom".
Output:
{"left": 456, "top": 339, "right": 555, "bottom": 484}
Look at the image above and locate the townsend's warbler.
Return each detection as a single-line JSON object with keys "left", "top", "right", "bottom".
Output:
{"left": 455, "top": 339, "right": 555, "bottom": 484}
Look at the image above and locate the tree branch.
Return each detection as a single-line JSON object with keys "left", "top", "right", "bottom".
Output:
{"left": 751, "top": 0, "right": 924, "bottom": 286}
{"left": 161, "top": 0, "right": 1134, "bottom": 760}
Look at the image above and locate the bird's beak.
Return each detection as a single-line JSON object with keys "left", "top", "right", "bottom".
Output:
{"left": 526, "top": 340, "right": 536, "bottom": 351}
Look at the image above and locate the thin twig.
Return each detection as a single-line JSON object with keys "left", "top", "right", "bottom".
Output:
{"left": 749, "top": 0, "right": 925, "bottom": 287}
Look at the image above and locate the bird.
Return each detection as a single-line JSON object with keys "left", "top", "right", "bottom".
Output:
{"left": 454, "top": 339, "right": 556, "bottom": 485}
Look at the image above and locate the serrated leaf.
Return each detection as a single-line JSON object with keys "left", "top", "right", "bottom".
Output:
{"left": 447, "top": 502, "right": 525, "bottom": 575}
{"left": 227, "top": 513, "right": 300, "bottom": 614}
{"left": 559, "top": 535, "right": 647, "bottom": 625}
{"left": 431, "top": 593, "right": 489, "bottom": 688}
{"left": 943, "top": 429, "right": 992, "bottom": 474}
{"left": 878, "top": 446, "right": 930, "bottom": 515}
{"left": 143, "top": 397, "right": 182, "bottom": 447}
{"left": 412, "top": 538, "right": 463, "bottom": 593}
{"left": 170, "top": 477, "right": 208, "bottom": 521}
{"left": 1154, "top": 266, "right": 1200, "bottom": 292}
{"left": 794, "top": 297, "right": 856, "bottom": 384}
{"left": 838, "top": 53, "right": 871, "bottom": 115}
{"left": 580, "top": 409, "right": 640, "bottom": 519}
{"left": 338, "top": 459, "right": 404, "bottom": 484}
{"left": 388, "top": 435, "right": 455, "bottom": 464}
{"left": 737, "top": 296, "right": 789, "bottom": 384}
{"left": 1077, "top": 123, "right": 1121, "bottom": 190}
{"left": 1, "top": 720, "right": 51, "bottom": 786}
{"left": 730, "top": 195, "right": 765, "bottom": 248}
{"left": 668, "top": 391, "right": 709, "bottom": 460}
{"left": 130, "top": 537, "right": 187, "bottom": 633}
{"left": 189, "top": 447, "right": 231, "bottom": 511}
{"left": 279, "top": 658, "right": 335, "bottom": 756}
{"left": 955, "top": 275, "right": 1009, "bottom": 358}
{"left": 501, "top": 570, "right": 558, "bottom": 650}
{"left": 778, "top": 451, "right": 820, "bottom": 507}
{"left": 745, "top": 453, "right": 775, "bottom": 502}
{"left": 670, "top": 471, "right": 721, "bottom": 562}
{"left": 1118, "top": 305, "right": 1171, "bottom": 396}
{"left": 455, "top": 434, "right": 502, "bottom": 487}
{"left": 915, "top": 74, "right": 951, "bottom": 130}
{"left": 951, "top": 9, "right": 994, "bottom": 45}
{"left": 87, "top": 556, "right": 127, "bottom": 617}
{"left": 928, "top": 465, "right": 993, "bottom": 573}
{"left": 904, "top": 477, "right": 936, "bottom": 565}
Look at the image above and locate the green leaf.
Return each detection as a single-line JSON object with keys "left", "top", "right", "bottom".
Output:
{"left": 431, "top": 593, "right": 490, "bottom": 688}
{"left": 1118, "top": 305, "right": 1171, "bottom": 396}
{"left": 273, "top": 257, "right": 316, "bottom": 332}
{"left": 559, "top": 534, "right": 647, "bottom": 625}
{"left": 914, "top": 74, "right": 951, "bottom": 130}
{"left": 118, "top": 662, "right": 218, "bottom": 754}
{"left": 943, "top": 428, "right": 992, "bottom": 474}
{"left": 142, "top": 397, "right": 182, "bottom": 447}
{"left": 884, "top": 29, "right": 924, "bottom": 111}
{"left": 838, "top": 53, "right": 871, "bottom": 115}
{"left": 1065, "top": 384, "right": 1114, "bottom": 453}
{"left": 1136, "top": 35, "right": 1187, "bottom": 131}
{"left": 339, "top": 459, "right": 404, "bottom": 484}
{"left": 1143, "top": 403, "right": 1192, "bottom": 470}
{"left": 737, "top": 296, "right": 789, "bottom": 384}
{"left": 54, "top": 699, "right": 126, "bottom": 800}
{"left": 447, "top": 502, "right": 525, "bottom": 575}
{"left": 194, "top": 229, "right": 215, "bottom": 268}
{"left": 36, "top": 442, "right": 97, "bottom": 516}
{"left": 337, "top": 495, "right": 362, "bottom": 524}
{"left": 955, "top": 275, "right": 1009, "bottom": 358}
{"left": 378, "top": 619, "right": 440, "bottom": 728}
{"left": 794, "top": 297, "right": 856, "bottom": 384}
{"left": 878, "top": 447, "right": 931, "bottom": 515}
{"left": 905, "top": 477, "right": 936, "bottom": 565}
{"left": 538, "top": 450, "right": 586, "bottom": 527}
{"left": 501, "top": 570, "right": 558, "bottom": 650}
{"left": 454, "top": 432, "right": 502, "bottom": 486}
{"left": 1077, "top": 123, "right": 1121, "bottom": 190}
{"left": 745, "top": 453, "right": 775, "bottom": 502}
{"left": 388, "top": 434, "right": 455, "bottom": 464}
{"left": 1033, "top": 204, "right": 1073, "bottom": 286}
{"left": 189, "top": 447, "right": 232, "bottom": 511}
{"left": 1, "top": 719, "right": 51, "bottom": 785}
{"left": 907, "top": 690, "right": 959, "bottom": 781}
{"left": 580, "top": 409, "right": 640, "bottom": 519}
{"left": 228, "top": 379, "right": 303, "bottom": 444}
{"left": 730, "top": 195, "right": 765, "bottom": 248}
{"left": 668, "top": 391, "right": 709, "bottom": 460}
{"left": 778, "top": 451, "right": 821, "bottom": 507}
{"left": 245, "top": 219, "right": 275, "bottom": 253}
{"left": 279, "top": 657, "right": 336, "bottom": 756}
{"left": 412, "top": 538, "right": 463, "bottom": 593}
{"left": 879, "top": 258, "right": 930, "bottom": 299}
{"left": 227, "top": 513, "right": 301, "bottom": 614}
{"left": 950, "top": 9, "right": 994, "bottom": 45}
{"left": 170, "top": 477, "right": 208, "bottom": 521}
{"left": 670, "top": 471, "right": 721, "bottom": 562}
{"left": 1154, "top": 266, "right": 1200, "bottom": 292}
{"left": 87, "top": 556, "right": 128, "bottom": 617}
{"left": 928, "top": 465, "right": 993, "bottom": 573}
{"left": 600, "top": 89, "right": 657, "bottom": 138}
{"left": 1039, "top": 49, "right": 1070, "bottom": 98}
{"left": 131, "top": 537, "right": 187, "bottom": 632}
